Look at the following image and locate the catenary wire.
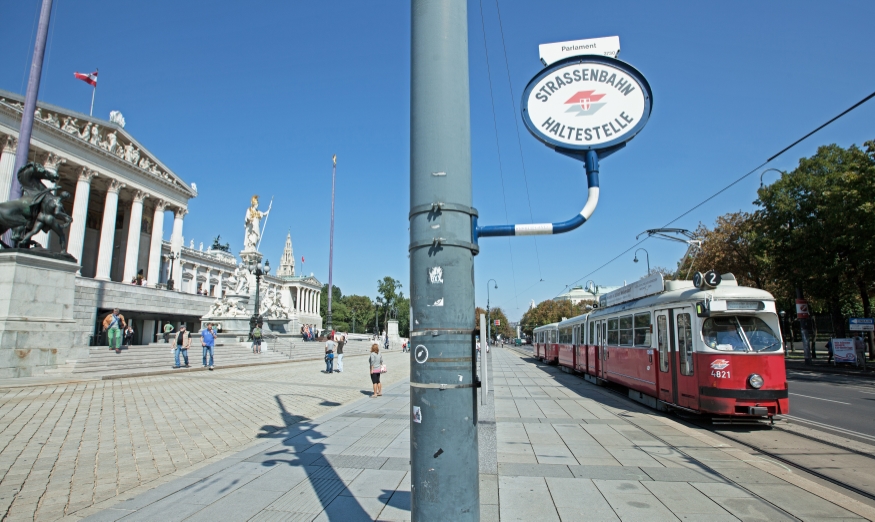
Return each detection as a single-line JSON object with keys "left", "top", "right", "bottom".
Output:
{"left": 553, "top": 88, "right": 875, "bottom": 297}
{"left": 478, "top": 0, "right": 520, "bottom": 309}
{"left": 493, "top": 0, "right": 543, "bottom": 280}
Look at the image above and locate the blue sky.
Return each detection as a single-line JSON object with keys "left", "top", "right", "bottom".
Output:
{"left": 2, "top": 0, "right": 873, "bottom": 320}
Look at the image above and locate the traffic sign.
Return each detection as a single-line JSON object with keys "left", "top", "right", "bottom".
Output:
{"left": 850, "top": 318, "right": 874, "bottom": 331}
{"left": 796, "top": 299, "right": 810, "bottom": 319}
{"left": 494, "top": 319, "right": 501, "bottom": 326}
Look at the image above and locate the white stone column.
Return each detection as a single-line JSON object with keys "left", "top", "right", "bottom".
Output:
{"left": 169, "top": 208, "right": 186, "bottom": 290}
{"left": 95, "top": 179, "right": 125, "bottom": 280}
{"left": 0, "top": 135, "right": 18, "bottom": 203}
{"left": 123, "top": 190, "right": 149, "bottom": 282}
{"left": 67, "top": 167, "right": 98, "bottom": 264}
{"left": 32, "top": 152, "right": 67, "bottom": 247}
{"left": 316, "top": 291, "right": 321, "bottom": 315}
{"left": 189, "top": 264, "right": 199, "bottom": 294}
{"left": 146, "top": 199, "right": 167, "bottom": 286}
{"left": 309, "top": 289, "right": 314, "bottom": 314}
{"left": 216, "top": 271, "right": 223, "bottom": 297}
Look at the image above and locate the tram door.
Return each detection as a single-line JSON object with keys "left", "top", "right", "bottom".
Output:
{"left": 655, "top": 311, "right": 677, "bottom": 405}
{"left": 673, "top": 308, "right": 698, "bottom": 410}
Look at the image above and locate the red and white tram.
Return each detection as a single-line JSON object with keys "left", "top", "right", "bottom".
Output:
{"left": 533, "top": 322, "right": 559, "bottom": 363}
{"left": 550, "top": 273, "right": 788, "bottom": 420}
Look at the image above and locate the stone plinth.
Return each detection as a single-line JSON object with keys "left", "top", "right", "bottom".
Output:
{"left": 0, "top": 252, "right": 91, "bottom": 377}
{"left": 386, "top": 319, "right": 402, "bottom": 349}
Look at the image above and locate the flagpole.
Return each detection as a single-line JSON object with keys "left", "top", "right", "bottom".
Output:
{"left": 11, "top": 0, "right": 54, "bottom": 194}
{"left": 89, "top": 84, "right": 95, "bottom": 117}
{"left": 327, "top": 155, "right": 337, "bottom": 330}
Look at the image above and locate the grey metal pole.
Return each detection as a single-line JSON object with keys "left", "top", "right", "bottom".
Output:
{"left": 410, "top": 0, "right": 479, "bottom": 519}
{"left": 327, "top": 155, "right": 336, "bottom": 330}
{"left": 12, "top": 0, "right": 54, "bottom": 199}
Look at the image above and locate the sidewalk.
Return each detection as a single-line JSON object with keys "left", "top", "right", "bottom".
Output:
{"left": 80, "top": 347, "right": 875, "bottom": 521}
{"left": 785, "top": 357, "right": 875, "bottom": 378}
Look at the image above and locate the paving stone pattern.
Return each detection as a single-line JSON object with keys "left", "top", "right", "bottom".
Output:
{"left": 492, "top": 347, "right": 867, "bottom": 521}
{"left": 0, "top": 351, "right": 410, "bottom": 521}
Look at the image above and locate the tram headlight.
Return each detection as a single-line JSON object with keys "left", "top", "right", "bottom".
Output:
{"left": 748, "top": 374, "right": 764, "bottom": 389}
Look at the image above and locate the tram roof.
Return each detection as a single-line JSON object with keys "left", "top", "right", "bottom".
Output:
{"left": 557, "top": 275, "right": 776, "bottom": 328}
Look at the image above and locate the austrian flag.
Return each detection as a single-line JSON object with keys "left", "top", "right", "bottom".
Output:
{"left": 73, "top": 70, "right": 98, "bottom": 87}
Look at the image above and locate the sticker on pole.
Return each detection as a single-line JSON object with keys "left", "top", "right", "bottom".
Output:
{"left": 412, "top": 406, "right": 422, "bottom": 424}
{"left": 414, "top": 345, "right": 429, "bottom": 364}
{"left": 522, "top": 55, "right": 652, "bottom": 152}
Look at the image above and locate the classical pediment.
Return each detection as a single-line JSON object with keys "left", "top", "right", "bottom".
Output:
{"left": 0, "top": 90, "right": 196, "bottom": 198}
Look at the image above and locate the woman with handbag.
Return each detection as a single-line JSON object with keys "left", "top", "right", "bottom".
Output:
{"left": 369, "top": 343, "right": 384, "bottom": 397}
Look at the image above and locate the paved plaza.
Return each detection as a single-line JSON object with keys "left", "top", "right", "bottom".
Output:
{"left": 0, "top": 351, "right": 410, "bottom": 521}
{"left": 1, "top": 347, "right": 874, "bottom": 520}
{"left": 33, "top": 347, "right": 866, "bottom": 521}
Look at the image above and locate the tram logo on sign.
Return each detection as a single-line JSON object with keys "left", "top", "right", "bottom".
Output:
{"left": 565, "top": 90, "right": 606, "bottom": 116}
{"left": 710, "top": 359, "right": 730, "bottom": 370}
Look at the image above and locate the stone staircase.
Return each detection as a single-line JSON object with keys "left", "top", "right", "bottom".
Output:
{"left": 43, "top": 337, "right": 396, "bottom": 379}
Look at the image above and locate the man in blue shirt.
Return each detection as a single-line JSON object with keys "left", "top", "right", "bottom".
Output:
{"left": 201, "top": 323, "right": 217, "bottom": 370}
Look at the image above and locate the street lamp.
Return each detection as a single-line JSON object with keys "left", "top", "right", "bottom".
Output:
{"left": 165, "top": 251, "right": 179, "bottom": 291}
{"left": 487, "top": 279, "right": 497, "bottom": 343}
{"left": 247, "top": 257, "right": 270, "bottom": 335}
{"left": 759, "top": 168, "right": 783, "bottom": 188}
{"left": 633, "top": 248, "right": 650, "bottom": 276}
{"left": 351, "top": 308, "right": 356, "bottom": 334}
{"left": 779, "top": 310, "right": 789, "bottom": 352}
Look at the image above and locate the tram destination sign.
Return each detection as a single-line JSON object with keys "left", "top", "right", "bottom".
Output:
{"left": 522, "top": 55, "right": 652, "bottom": 152}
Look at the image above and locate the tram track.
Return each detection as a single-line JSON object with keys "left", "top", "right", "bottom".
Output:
{"left": 505, "top": 345, "right": 875, "bottom": 513}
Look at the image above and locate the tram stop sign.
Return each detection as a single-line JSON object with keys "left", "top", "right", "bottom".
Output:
{"left": 522, "top": 54, "right": 653, "bottom": 154}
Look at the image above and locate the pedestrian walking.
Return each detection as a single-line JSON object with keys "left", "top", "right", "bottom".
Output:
{"left": 854, "top": 334, "right": 867, "bottom": 370}
{"left": 335, "top": 333, "right": 345, "bottom": 372}
{"left": 174, "top": 325, "right": 191, "bottom": 368}
{"left": 369, "top": 343, "right": 384, "bottom": 397}
{"left": 102, "top": 308, "right": 126, "bottom": 354}
{"left": 201, "top": 323, "right": 216, "bottom": 370}
{"left": 324, "top": 333, "right": 336, "bottom": 373}
{"left": 251, "top": 323, "right": 263, "bottom": 354}
{"left": 123, "top": 325, "right": 135, "bottom": 349}
{"left": 163, "top": 322, "right": 174, "bottom": 343}
{"left": 383, "top": 330, "right": 389, "bottom": 351}
{"left": 826, "top": 339, "right": 834, "bottom": 363}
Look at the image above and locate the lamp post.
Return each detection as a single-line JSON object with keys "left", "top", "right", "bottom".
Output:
{"left": 247, "top": 258, "right": 270, "bottom": 335}
{"left": 759, "top": 168, "right": 783, "bottom": 187}
{"left": 633, "top": 248, "right": 650, "bottom": 276}
{"left": 165, "top": 251, "right": 179, "bottom": 291}
{"left": 779, "top": 310, "right": 789, "bottom": 352}
{"left": 486, "top": 279, "right": 497, "bottom": 342}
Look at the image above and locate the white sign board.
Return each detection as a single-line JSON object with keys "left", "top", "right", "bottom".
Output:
{"left": 523, "top": 57, "right": 650, "bottom": 151}
{"left": 599, "top": 273, "right": 665, "bottom": 308}
{"left": 832, "top": 338, "right": 857, "bottom": 364}
{"left": 850, "top": 318, "right": 874, "bottom": 331}
{"left": 539, "top": 36, "right": 621, "bottom": 67}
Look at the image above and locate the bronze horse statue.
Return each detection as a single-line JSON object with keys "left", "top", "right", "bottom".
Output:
{"left": 0, "top": 162, "right": 69, "bottom": 250}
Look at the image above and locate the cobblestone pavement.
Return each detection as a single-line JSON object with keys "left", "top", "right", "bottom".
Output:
{"left": 0, "top": 351, "right": 410, "bottom": 521}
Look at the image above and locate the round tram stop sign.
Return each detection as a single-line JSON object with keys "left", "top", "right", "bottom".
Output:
{"left": 522, "top": 55, "right": 653, "bottom": 153}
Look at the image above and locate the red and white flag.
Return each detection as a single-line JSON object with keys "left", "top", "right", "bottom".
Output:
{"left": 74, "top": 70, "right": 98, "bottom": 87}
{"left": 301, "top": 256, "right": 305, "bottom": 263}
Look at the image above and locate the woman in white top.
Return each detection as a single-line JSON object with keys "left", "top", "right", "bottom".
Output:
{"left": 369, "top": 343, "right": 383, "bottom": 397}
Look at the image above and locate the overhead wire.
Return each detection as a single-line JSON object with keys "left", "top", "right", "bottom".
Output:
{"left": 493, "top": 0, "right": 543, "bottom": 280}
{"left": 554, "top": 88, "right": 875, "bottom": 297}
{"left": 478, "top": 0, "right": 520, "bottom": 309}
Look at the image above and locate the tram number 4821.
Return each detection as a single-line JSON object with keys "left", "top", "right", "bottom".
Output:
{"left": 711, "top": 370, "right": 730, "bottom": 379}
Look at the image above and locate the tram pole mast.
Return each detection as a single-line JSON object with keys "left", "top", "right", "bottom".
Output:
{"left": 410, "top": 0, "right": 479, "bottom": 520}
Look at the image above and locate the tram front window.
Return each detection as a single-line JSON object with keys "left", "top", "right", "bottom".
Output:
{"left": 702, "top": 316, "right": 781, "bottom": 352}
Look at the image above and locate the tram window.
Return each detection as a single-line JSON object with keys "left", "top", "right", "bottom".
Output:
{"left": 589, "top": 322, "right": 595, "bottom": 345}
{"left": 657, "top": 315, "right": 668, "bottom": 372}
{"left": 619, "top": 315, "right": 633, "bottom": 346}
{"left": 634, "top": 313, "right": 652, "bottom": 347}
{"left": 702, "top": 316, "right": 781, "bottom": 352}
{"left": 607, "top": 318, "right": 619, "bottom": 345}
{"left": 559, "top": 327, "right": 572, "bottom": 344}
{"left": 551, "top": 330, "right": 557, "bottom": 343}
{"left": 677, "top": 313, "right": 694, "bottom": 376}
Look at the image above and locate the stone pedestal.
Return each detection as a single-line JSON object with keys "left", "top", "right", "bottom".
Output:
{"left": 387, "top": 319, "right": 402, "bottom": 349}
{"left": 0, "top": 252, "right": 91, "bottom": 377}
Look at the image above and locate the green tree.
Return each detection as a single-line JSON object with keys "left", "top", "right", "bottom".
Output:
{"left": 518, "top": 299, "right": 585, "bottom": 336}
{"left": 376, "top": 276, "right": 403, "bottom": 333}
{"left": 343, "top": 294, "right": 377, "bottom": 334}
{"left": 475, "top": 306, "right": 513, "bottom": 340}
{"left": 756, "top": 142, "right": 875, "bottom": 337}
{"left": 397, "top": 295, "right": 410, "bottom": 337}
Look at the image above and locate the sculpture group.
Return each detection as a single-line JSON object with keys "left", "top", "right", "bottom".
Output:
{"left": 0, "top": 162, "right": 73, "bottom": 255}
